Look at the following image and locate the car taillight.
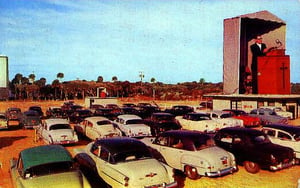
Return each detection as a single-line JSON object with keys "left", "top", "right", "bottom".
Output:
{"left": 124, "top": 176, "right": 129, "bottom": 186}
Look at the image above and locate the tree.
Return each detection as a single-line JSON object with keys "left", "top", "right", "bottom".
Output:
{"left": 57, "top": 72, "right": 64, "bottom": 82}
{"left": 28, "top": 73, "right": 36, "bottom": 84}
{"left": 97, "top": 76, "right": 104, "bottom": 83}
{"left": 112, "top": 76, "right": 118, "bottom": 82}
{"left": 199, "top": 78, "right": 205, "bottom": 85}
{"left": 150, "top": 77, "right": 156, "bottom": 83}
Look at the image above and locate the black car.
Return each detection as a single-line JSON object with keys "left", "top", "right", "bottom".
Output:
{"left": 68, "top": 109, "right": 93, "bottom": 123}
{"left": 164, "top": 105, "right": 194, "bottom": 116}
{"left": 46, "top": 106, "right": 64, "bottom": 118}
{"left": 214, "top": 127, "right": 295, "bottom": 173}
{"left": 20, "top": 110, "right": 41, "bottom": 129}
{"left": 144, "top": 112, "right": 182, "bottom": 136}
{"left": 28, "top": 106, "right": 44, "bottom": 118}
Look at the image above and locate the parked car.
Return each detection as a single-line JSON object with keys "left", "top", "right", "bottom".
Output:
{"left": 37, "top": 118, "right": 78, "bottom": 145}
{"left": 113, "top": 114, "right": 151, "bottom": 137}
{"left": 142, "top": 130, "right": 238, "bottom": 179}
{"left": 0, "top": 112, "right": 8, "bottom": 130}
{"left": 214, "top": 127, "right": 295, "bottom": 173}
{"left": 223, "top": 109, "right": 261, "bottom": 127}
{"left": 206, "top": 110, "right": 244, "bottom": 129}
{"left": 263, "top": 106, "right": 293, "bottom": 119}
{"left": 93, "top": 108, "right": 117, "bottom": 120}
{"left": 46, "top": 106, "right": 64, "bottom": 118}
{"left": 144, "top": 112, "right": 182, "bottom": 136}
{"left": 10, "top": 145, "right": 91, "bottom": 188}
{"left": 262, "top": 124, "right": 300, "bottom": 162}
{"left": 164, "top": 105, "right": 194, "bottom": 116}
{"left": 74, "top": 137, "right": 177, "bottom": 188}
{"left": 136, "top": 103, "right": 161, "bottom": 119}
{"left": 198, "top": 101, "right": 213, "bottom": 109}
{"left": 20, "top": 110, "right": 42, "bottom": 129}
{"left": 249, "top": 108, "right": 288, "bottom": 125}
{"left": 68, "top": 109, "right": 93, "bottom": 123}
{"left": 5, "top": 107, "right": 22, "bottom": 127}
{"left": 104, "top": 104, "right": 122, "bottom": 115}
{"left": 176, "top": 112, "right": 220, "bottom": 133}
{"left": 28, "top": 106, "right": 44, "bottom": 118}
{"left": 74, "top": 116, "right": 122, "bottom": 140}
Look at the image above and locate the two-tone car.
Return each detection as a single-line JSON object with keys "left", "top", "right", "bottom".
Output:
{"left": 142, "top": 130, "right": 237, "bottom": 179}
{"left": 262, "top": 124, "right": 300, "bottom": 163}
{"left": 214, "top": 127, "right": 295, "bottom": 173}
{"left": 176, "top": 112, "right": 219, "bottom": 133}
{"left": 74, "top": 137, "right": 177, "bottom": 188}
{"left": 113, "top": 114, "right": 151, "bottom": 137}
{"left": 10, "top": 145, "right": 91, "bottom": 188}
{"left": 206, "top": 110, "right": 244, "bottom": 129}
{"left": 223, "top": 109, "right": 261, "bottom": 127}
{"left": 37, "top": 118, "right": 78, "bottom": 145}
{"left": 74, "top": 116, "right": 122, "bottom": 140}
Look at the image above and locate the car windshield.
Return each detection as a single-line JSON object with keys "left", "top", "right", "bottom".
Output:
{"left": 252, "top": 135, "right": 271, "bottom": 144}
{"left": 190, "top": 114, "right": 210, "bottom": 121}
{"left": 97, "top": 120, "right": 111, "bottom": 125}
{"left": 193, "top": 137, "right": 215, "bottom": 150}
{"left": 113, "top": 150, "right": 152, "bottom": 163}
{"left": 49, "top": 124, "right": 71, "bottom": 130}
{"left": 25, "top": 161, "right": 74, "bottom": 178}
{"left": 126, "top": 119, "right": 144, "bottom": 124}
{"left": 220, "top": 113, "right": 232, "bottom": 118}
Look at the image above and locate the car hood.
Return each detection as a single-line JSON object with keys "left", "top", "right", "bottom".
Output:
{"left": 20, "top": 171, "right": 88, "bottom": 188}
{"left": 115, "top": 158, "right": 171, "bottom": 186}
{"left": 256, "top": 143, "right": 294, "bottom": 159}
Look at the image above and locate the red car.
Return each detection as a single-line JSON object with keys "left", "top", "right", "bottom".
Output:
{"left": 223, "top": 109, "right": 261, "bottom": 127}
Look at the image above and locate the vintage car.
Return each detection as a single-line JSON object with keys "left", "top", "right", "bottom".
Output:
{"left": 206, "top": 110, "right": 244, "bottom": 129}
{"left": 113, "top": 114, "right": 151, "bottom": 137}
{"left": 0, "top": 112, "right": 8, "bottom": 130}
{"left": 5, "top": 107, "right": 22, "bottom": 127}
{"left": 263, "top": 106, "right": 293, "bottom": 119}
{"left": 262, "top": 124, "right": 300, "bottom": 162}
{"left": 214, "top": 127, "right": 295, "bottom": 173}
{"left": 46, "top": 106, "right": 64, "bottom": 118}
{"left": 176, "top": 112, "right": 220, "bottom": 133}
{"left": 28, "top": 106, "right": 44, "bottom": 118}
{"left": 74, "top": 137, "right": 177, "bottom": 188}
{"left": 68, "top": 109, "right": 93, "bottom": 123}
{"left": 249, "top": 108, "right": 288, "bottom": 125}
{"left": 20, "top": 110, "right": 42, "bottom": 129}
{"left": 142, "top": 130, "right": 237, "bottom": 179}
{"left": 37, "top": 118, "right": 78, "bottom": 145}
{"left": 10, "top": 145, "right": 91, "bottom": 188}
{"left": 93, "top": 108, "right": 118, "bottom": 120}
{"left": 144, "top": 112, "right": 182, "bottom": 136}
{"left": 136, "top": 103, "right": 161, "bottom": 119}
{"left": 74, "top": 116, "right": 122, "bottom": 140}
{"left": 223, "top": 109, "right": 261, "bottom": 127}
{"left": 164, "top": 105, "right": 194, "bottom": 116}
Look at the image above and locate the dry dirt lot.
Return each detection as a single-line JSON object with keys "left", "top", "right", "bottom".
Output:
{"left": 0, "top": 100, "right": 300, "bottom": 188}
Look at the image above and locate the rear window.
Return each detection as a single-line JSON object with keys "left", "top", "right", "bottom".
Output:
{"left": 97, "top": 120, "right": 111, "bottom": 125}
{"left": 49, "top": 124, "right": 71, "bottom": 130}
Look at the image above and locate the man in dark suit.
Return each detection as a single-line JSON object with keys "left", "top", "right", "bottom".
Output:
{"left": 250, "top": 36, "right": 267, "bottom": 94}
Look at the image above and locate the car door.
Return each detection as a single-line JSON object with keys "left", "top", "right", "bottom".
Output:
{"left": 155, "top": 136, "right": 182, "bottom": 170}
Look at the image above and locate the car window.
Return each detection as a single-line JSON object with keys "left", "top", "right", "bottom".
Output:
{"left": 100, "top": 148, "right": 110, "bottom": 162}
{"left": 97, "top": 120, "right": 111, "bottom": 126}
{"left": 252, "top": 135, "right": 270, "bottom": 144}
{"left": 278, "top": 132, "right": 291, "bottom": 140}
{"left": 154, "top": 136, "right": 168, "bottom": 146}
{"left": 26, "top": 161, "right": 73, "bottom": 178}
{"left": 218, "top": 133, "right": 233, "bottom": 143}
{"left": 170, "top": 137, "right": 183, "bottom": 149}
{"left": 194, "top": 138, "right": 215, "bottom": 150}
{"left": 49, "top": 124, "right": 71, "bottom": 130}
{"left": 233, "top": 136, "right": 242, "bottom": 144}
{"left": 126, "top": 119, "right": 143, "bottom": 124}
{"left": 263, "top": 129, "right": 276, "bottom": 137}
{"left": 91, "top": 144, "right": 100, "bottom": 157}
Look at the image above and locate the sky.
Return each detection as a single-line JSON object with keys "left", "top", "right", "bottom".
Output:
{"left": 1, "top": 0, "right": 300, "bottom": 84}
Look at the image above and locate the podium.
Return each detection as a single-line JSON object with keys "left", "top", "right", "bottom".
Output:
{"left": 257, "top": 50, "right": 290, "bottom": 94}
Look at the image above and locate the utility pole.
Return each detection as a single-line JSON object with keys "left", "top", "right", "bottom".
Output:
{"left": 139, "top": 71, "right": 144, "bottom": 86}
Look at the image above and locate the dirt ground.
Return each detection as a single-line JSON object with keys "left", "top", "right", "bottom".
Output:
{"left": 0, "top": 99, "right": 300, "bottom": 188}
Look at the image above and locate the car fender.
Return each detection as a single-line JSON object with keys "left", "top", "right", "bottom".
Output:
{"left": 180, "top": 154, "right": 208, "bottom": 172}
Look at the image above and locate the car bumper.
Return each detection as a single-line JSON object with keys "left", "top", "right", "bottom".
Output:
{"left": 205, "top": 166, "right": 238, "bottom": 177}
{"left": 52, "top": 140, "right": 78, "bottom": 145}
{"left": 269, "top": 159, "right": 295, "bottom": 171}
{"left": 144, "top": 181, "right": 178, "bottom": 188}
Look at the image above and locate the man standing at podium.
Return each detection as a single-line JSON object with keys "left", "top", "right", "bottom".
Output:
{"left": 250, "top": 35, "right": 268, "bottom": 94}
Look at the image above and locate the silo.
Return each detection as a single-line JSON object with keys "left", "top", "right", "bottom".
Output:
{"left": 0, "top": 55, "right": 8, "bottom": 88}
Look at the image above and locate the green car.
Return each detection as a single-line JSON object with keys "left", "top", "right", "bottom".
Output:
{"left": 10, "top": 145, "right": 91, "bottom": 188}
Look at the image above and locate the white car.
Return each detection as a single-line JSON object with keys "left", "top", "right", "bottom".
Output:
{"left": 74, "top": 116, "right": 122, "bottom": 140}
{"left": 205, "top": 110, "right": 244, "bottom": 129}
{"left": 74, "top": 137, "right": 177, "bottom": 188}
{"left": 37, "top": 118, "right": 78, "bottom": 145}
{"left": 262, "top": 106, "right": 293, "bottom": 119}
{"left": 113, "top": 114, "right": 151, "bottom": 137}
{"left": 142, "top": 130, "right": 237, "bottom": 180}
{"left": 262, "top": 124, "right": 300, "bottom": 162}
{"left": 176, "top": 112, "right": 220, "bottom": 132}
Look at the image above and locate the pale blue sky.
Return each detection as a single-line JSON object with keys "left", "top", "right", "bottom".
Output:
{"left": 1, "top": 0, "right": 300, "bottom": 84}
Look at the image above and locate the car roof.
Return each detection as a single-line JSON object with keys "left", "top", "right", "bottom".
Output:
{"left": 218, "top": 127, "right": 264, "bottom": 136}
{"left": 152, "top": 112, "right": 174, "bottom": 116}
{"left": 159, "top": 130, "right": 209, "bottom": 139}
{"left": 264, "top": 124, "right": 300, "bottom": 134}
{"left": 21, "top": 145, "right": 72, "bottom": 171}
{"left": 45, "top": 118, "right": 69, "bottom": 125}
{"left": 117, "top": 114, "right": 141, "bottom": 120}
{"left": 94, "top": 137, "right": 148, "bottom": 156}
{"left": 84, "top": 116, "right": 110, "bottom": 123}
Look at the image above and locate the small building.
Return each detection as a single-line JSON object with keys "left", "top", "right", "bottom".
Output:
{"left": 204, "top": 94, "right": 300, "bottom": 119}
{"left": 0, "top": 55, "right": 9, "bottom": 100}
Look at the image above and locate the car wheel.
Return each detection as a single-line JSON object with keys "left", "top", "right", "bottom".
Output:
{"left": 243, "top": 161, "right": 260, "bottom": 173}
{"left": 184, "top": 165, "right": 200, "bottom": 180}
